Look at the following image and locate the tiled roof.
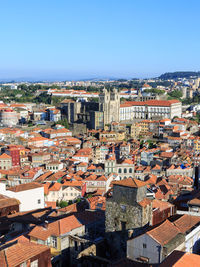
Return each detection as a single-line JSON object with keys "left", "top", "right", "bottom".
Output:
{"left": 8, "top": 182, "right": 43, "bottom": 192}
{"left": 0, "top": 239, "right": 50, "bottom": 267}
{"left": 0, "top": 194, "right": 20, "bottom": 208}
{"left": 48, "top": 182, "right": 62, "bottom": 192}
{"left": 188, "top": 198, "right": 200, "bottom": 206}
{"left": 28, "top": 215, "right": 83, "bottom": 240}
{"left": 121, "top": 159, "right": 133, "bottom": 165}
{"left": 0, "top": 153, "right": 12, "bottom": 159}
{"left": 113, "top": 178, "right": 146, "bottom": 188}
{"left": 138, "top": 198, "right": 152, "bottom": 207}
{"left": 173, "top": 214, "right": 200, "bottom": 233}
{"left": 122, "top": 99, "right": 180, "bottom": 107}
{"left": 160, "top": 250, "right": 200, "bottom": 267}
{"left": 147, "top": 219, "right": 180, "bottom": 246}
{"left": 160, "top": 152, "right": 174, "bottom": 158}
{"left": 152, "top": 199, "right": 173, "bottom": 211}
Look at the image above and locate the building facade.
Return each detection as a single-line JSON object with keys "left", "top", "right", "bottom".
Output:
{"left": 99, "top": 88, "right": 120, "bottom": 126}
{"left": 120, "top": 100, "right": 182, "bottom": 121}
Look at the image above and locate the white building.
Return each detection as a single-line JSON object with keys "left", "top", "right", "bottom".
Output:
{"left": 127, "top": 214, "right": 200, "bottom": 264}
{"left": 120, "top": 99, "right": 182, "bottom": 121}
{"left": 105, "top": 157, "right": 135, "bottom": 179}
{"left": 0, "top": 182, "right": 45, "bottom": 212}
{"left": 127, "top": 219, "right": 184, "bottom": 264}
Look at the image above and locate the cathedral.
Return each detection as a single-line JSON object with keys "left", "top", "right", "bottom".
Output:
{"left": 99, "top": 88, "right": 120, "bottom": 126}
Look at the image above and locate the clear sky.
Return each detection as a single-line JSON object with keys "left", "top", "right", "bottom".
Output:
{"left": 1, "top": 0, "right": 200, "bottom": 80}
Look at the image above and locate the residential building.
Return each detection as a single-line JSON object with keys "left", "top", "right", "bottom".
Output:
{"left": 0, "top": 182, "right": 45, "bottom": 211}
{"left": 105, "top": 157, "right": 135, "bottom": 179}
{"left": 28, "top": 215, "right": 85, "bottom": 260}
{"left": 0, "top": 153, "right": 12, "bottom": 170}
{"left": 0, "top": 238, "right": 52, "bottom": 267}
{"left": 127, "top": 219, "right": 184, "bottom": 264}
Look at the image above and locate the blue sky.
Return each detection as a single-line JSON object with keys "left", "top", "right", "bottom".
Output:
{"left": 0, "top": 0, "right": 200, "bottom": 80}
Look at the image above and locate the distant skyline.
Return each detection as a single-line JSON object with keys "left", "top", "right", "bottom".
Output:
{"left": 1, "top": 0, "right": 200, "bottom": 80}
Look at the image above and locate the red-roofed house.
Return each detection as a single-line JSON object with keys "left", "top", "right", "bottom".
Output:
{"left": 0, "top": 153, "right": 12, "bottom": 170}
{"left": 120, "top": 99, "right": 182, "bottom": 121}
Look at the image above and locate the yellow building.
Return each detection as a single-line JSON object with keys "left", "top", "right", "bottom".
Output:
{"left": 131, "top": 123, "right": 141, "bottom": 139}
{"left": 116, "top": 131, "right": 126, "bottom": 141}
{"left": 194, "top": 139, "right": 200, "bottom": 153}
{"left": 28, "top": 215, "right": 85, "bottom": 257}
{"left": 138, "top": 120, "right": 151, "bottom": 135}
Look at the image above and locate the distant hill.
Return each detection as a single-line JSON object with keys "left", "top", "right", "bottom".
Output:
{"left": 159, "top": 71, "right": 200, "bottom": 80}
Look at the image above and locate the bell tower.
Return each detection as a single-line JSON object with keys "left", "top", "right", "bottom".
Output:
{"left": 99, "top": 88, "right": 120, "bottom": 127}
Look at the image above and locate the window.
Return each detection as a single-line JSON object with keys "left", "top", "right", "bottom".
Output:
{"left": 118, "top": 168, "right": 122, "bottom": 173}
{"left": 120, "top": 204, "right": 126, "bottom": 212}
{"left": 124, "top": 168, "right": 127, "bottom": 174}
{"left": 143, "top": 243, "right": 147, "bottom": 248}
{"left": 74, "top": 240, "right": 78, "bottom": 251}
{"left": 52, "top": 236, "right": 57, "bottom": 248}
{"left": 37, "top": 199, "right": 41, "bottom": 204}
{"left": 31, "top": 260, "right": 38, "bottom": 267}
{"left": 38, "top": 239, "right": 45, "bottom": 245}
{"left": 121, "top": 221, "right": 126, "bottom": 232}
{"left": 20, "top": 263, "right": 27, "bottom": 267}
{"left": 129, "top": 168, "right": 132, "bottom": 173}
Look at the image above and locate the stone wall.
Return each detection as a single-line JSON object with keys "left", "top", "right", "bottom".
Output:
{"left": 105, "top": 199, "right": 144, "bottom": 233}
{"left": 112, "top": 185, "right": 146, "bottom": 205}
{"left": 70, "top": 123, "right": 87, "bottom": 135}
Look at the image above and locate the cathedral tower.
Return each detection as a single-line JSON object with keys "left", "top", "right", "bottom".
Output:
{"left": 99, "top": 88, "right": 120, "bottom": 126}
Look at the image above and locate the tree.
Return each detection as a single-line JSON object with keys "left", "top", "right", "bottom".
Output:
{"left": 144, "top": 88, "right": 165, "bottom": 95}
{"left": 51, "top": 96, "right": 64, "bottom": 105}
{"left": 59, "top": 201, "right": 68, "bottom": 208}
{"left": 168, "top": 90, "right": 183, "bottom": 99}
{"left": 57, "top": 118, "right": 69, "bottom": 129}
{"left": 34, "top": 92, "right": 51, "bottom": 104}
{"left": 18, "top": 84, "right": 28, "bottom": 91}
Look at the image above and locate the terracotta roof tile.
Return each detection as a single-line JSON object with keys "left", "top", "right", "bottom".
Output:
{"left": 28, "top": 215, "right": 83, "bottom": 240}
{"left": 0, "top": 239, "right": 50, "bottom": 267}
{"left": 8, "top": 182, "right": 43, "bottom": 192}
{"left": 113, "top": 178, "right": 146, "bottom": 188}
{"left": 147, "top": 219, "right": 180, "bottom": 246}
{"left": 173, "top": 214, "right": 200, "bottom": 233}
{"left": 0, "top": 153, "right": 12, "bottom": 159}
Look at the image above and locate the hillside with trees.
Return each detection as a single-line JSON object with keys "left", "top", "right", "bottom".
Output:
{"left": 159, "top": 71, "right": 200, "bottom": 80}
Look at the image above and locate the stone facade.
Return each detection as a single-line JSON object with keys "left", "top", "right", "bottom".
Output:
{"left": 99, "top": 88, "right": 120, "bottom": 126}
{"left": 106, "top": 185, "right": 151, "bottom": 232}
{"left": 105, "top": 181, "right": 152, "bottom": 259}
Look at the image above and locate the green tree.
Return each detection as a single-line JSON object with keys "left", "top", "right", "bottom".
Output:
{"left": 168, "top": 90, "right": 183, "bottom": 99}
{"left": 59, "top": 201, "right": 68, "bottom": 208}
{"left": 34, "top": 92, "right": 51, "bottom": 104}
{"left": 144, "top": 88, "right": 165, "bottom": 95}
{"left": 57, "top": 118, "right": 69, "bottom": 129}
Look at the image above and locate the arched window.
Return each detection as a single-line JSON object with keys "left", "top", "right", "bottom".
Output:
{"left": 124, "top": 168, "right": 127, "bottom": 174}
{"left": 119, "top": 168, "right": 122, "bottom": 173}
{"left": 129, "top": 168, "right": 132, "bottom": 173}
